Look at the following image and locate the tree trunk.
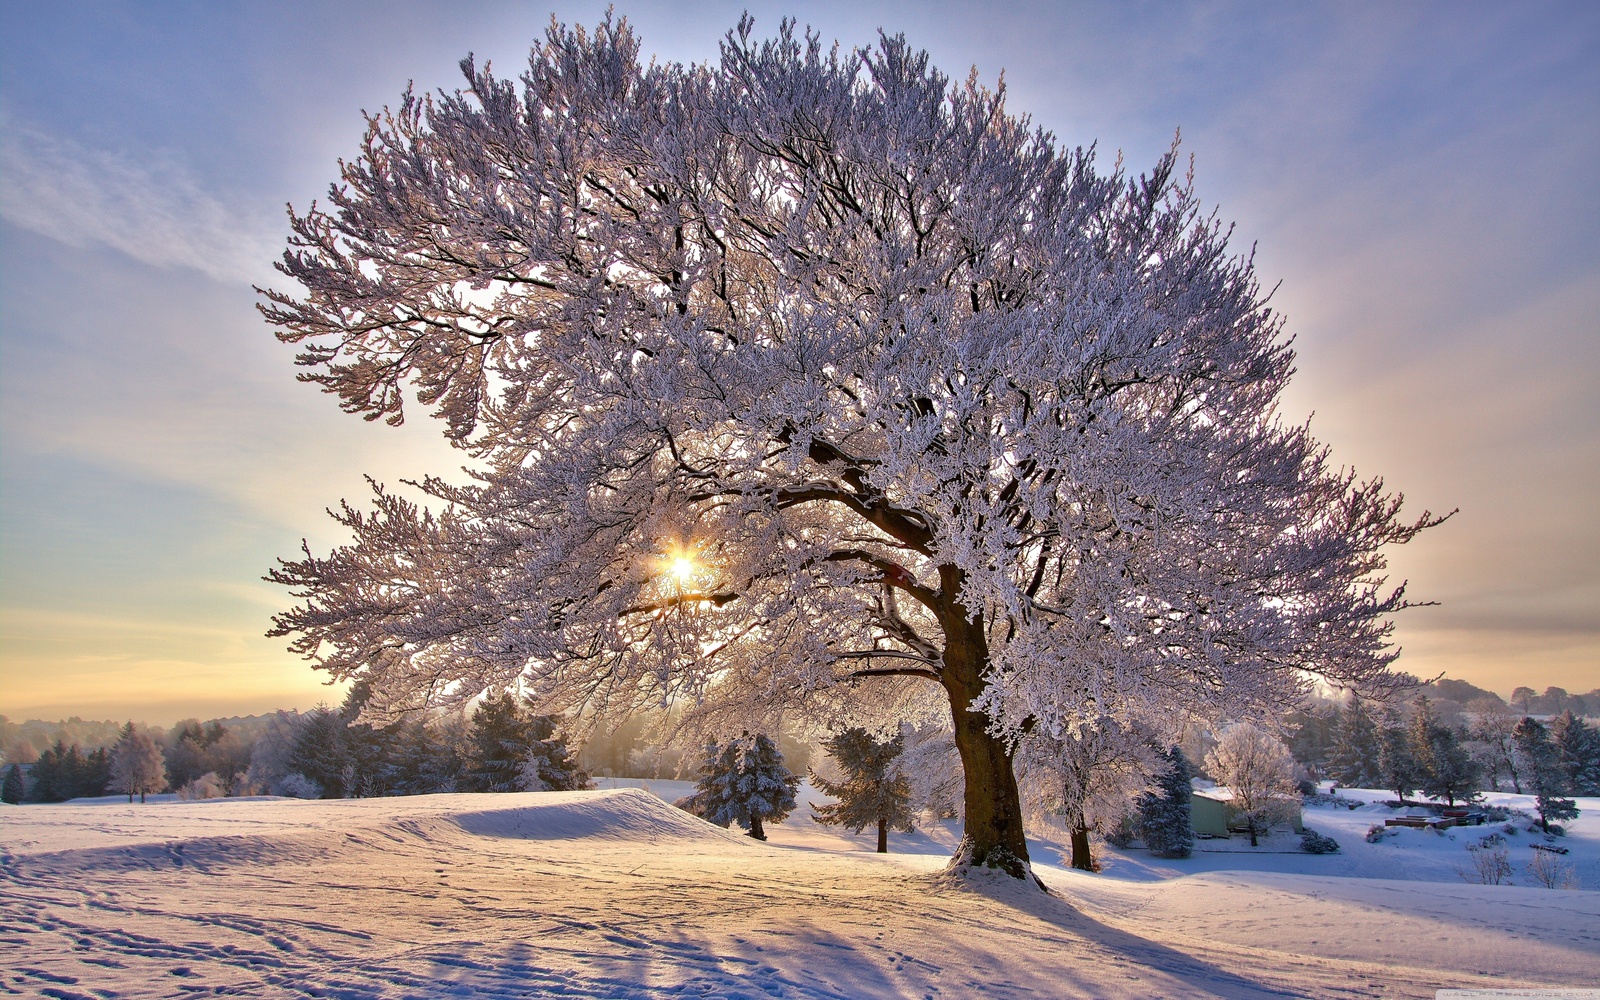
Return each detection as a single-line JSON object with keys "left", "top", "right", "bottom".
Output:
{"left": 748, "top": 814, "right": 766, "bottom": 841}
{"left": 1068, "top": 819, "right": 1095, "bottom": 872}
{"left": 941, "top": 612, "right": 1032, "bottom": 881}
{"left": 877, "top": 816, "right": 888, "bottom": 853}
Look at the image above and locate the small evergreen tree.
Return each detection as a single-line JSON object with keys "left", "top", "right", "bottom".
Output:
{"left": 1, "top": 763, "right": 24, "bottom": 804}
{"left": 386, "top": 716, "right": 457, "bottom": 794}
{"left": 1515, "top": 717, "right": 1580, "bottom": 833}
{"left": 686, "top": 731, "right": 799, "bottom": 840}
{"left": 1418, "top": 724, "right": 1480, "bottom": 806}
{"left": 27, "top": 740, "right": 85, "bottom": 802}
{"left": 81, "top": 746, "right": 111, "bottom": 797}
{"left": 1409, "top": 697, "right": 1481, "bottom": 806}
{"left": 811, "top": 728, "right": 915, "bottom": 853}
{"left": 518, "top": 714, "right": 590, "bottom": 792}
{"left": 1137, "top": 746, "right": 1195, "bottom": 859}
{"left": 1377, "top": 710, "right": 1422, "bottom": 803}
{"left": 287, "top": 706, "right": 352, "bottom": 798}
{"left": 465, "top": 693, "right": 589, "bottom": 793}
{"left": 108, "top": 723, "right": 167, "bottom": 803}
{"left": 1326, "top": 697, "right": 1381, "bottom": 788}
{"left": 464, "top": 693, "right": 529, "bottom": 792}
{"left": 1549, "top": 710, "right": 1600, "bottom": 796}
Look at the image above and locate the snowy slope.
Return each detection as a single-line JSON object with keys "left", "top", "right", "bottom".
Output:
{"left": 3, "top": 789, "right": 1597, "bottom": 999}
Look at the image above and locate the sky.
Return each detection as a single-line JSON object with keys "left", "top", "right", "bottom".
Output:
{"left": 1, "top": 1, "right": 1595, "bottom": 725}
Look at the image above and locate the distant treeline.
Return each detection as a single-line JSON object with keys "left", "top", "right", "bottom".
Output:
{"left": 1277, "top": 680, "right": 1599, "bottom": 832}
{"left": 0, "top": 683, "right": 808, "bottom": 804}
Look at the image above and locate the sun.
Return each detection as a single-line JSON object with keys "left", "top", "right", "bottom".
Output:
{"left": 669, "top": 555, "right": 697, "bottom": 583}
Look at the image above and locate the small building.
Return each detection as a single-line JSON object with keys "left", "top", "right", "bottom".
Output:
{"left": 1191, "top": 784, "right": 1303, "bottom": 837}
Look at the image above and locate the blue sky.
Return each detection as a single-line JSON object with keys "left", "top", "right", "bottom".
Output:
{"left": 2, "top": 1, "right": 1596, "bottom": 723}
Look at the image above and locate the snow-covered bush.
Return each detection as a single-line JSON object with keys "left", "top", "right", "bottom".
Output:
{"left": 176, "top": 772, "right": 226, "bottom": 800}
{"left": 1526, "top": 850, "right": 1580, "bottom": 890}
{"left": 1458, "top": 841, "right": 1513, "bottom": 885}
{"left": 1300, "top": 830, "right": 1340, "bottom": 854}
{"left": 1365, "top": 824, "right": 1393, "bottom": 844}
{"left": 1302, "top": 790, "right": 1361, "bottom": 809}
{"left": 275, "top": 772, "right": 322, "bottom": 799}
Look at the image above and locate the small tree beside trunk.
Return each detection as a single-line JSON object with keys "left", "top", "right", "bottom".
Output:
{"left": 811, "top": 728, "right": 915, "bottom": 853}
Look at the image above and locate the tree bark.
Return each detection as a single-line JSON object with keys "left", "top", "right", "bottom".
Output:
{"left": 748, "top": 814, "right": 766, "bottom": 841}
{"left": 877, "top": 817, "right": 888, "bottom": 853}
{"left": 940, "top": 611, "right": 1032, "bottom": 880}
{"left": 1068, "top": 811, "right": 1096, "bottom": 871}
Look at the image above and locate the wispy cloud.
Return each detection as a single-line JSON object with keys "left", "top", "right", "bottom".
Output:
{"left": 0, "top": 118, "right": 279, "bottom": 286}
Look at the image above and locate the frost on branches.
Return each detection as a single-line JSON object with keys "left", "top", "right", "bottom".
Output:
{"left": 263, "top": 15, "right": 1445, "bottom": 882}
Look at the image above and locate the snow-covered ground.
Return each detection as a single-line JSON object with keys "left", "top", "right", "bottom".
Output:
{"left": 3, "top": 785, "right": 1596, "bottom": 999}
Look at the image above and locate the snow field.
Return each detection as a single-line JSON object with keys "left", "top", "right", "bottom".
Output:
{"left": 2, "top": 787, "right": 1596, "bottom": 999}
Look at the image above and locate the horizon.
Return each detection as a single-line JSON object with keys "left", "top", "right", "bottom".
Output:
{"left": 2, "top": 2, "right": 1596, "bottom": 723}
{"left": 8, "top": 675, "right": 1598, "bottom": 733}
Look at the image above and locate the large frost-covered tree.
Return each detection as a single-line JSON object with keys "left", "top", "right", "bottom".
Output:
{"left": 264, "top": 15, "right": 1443, "bottom": 880}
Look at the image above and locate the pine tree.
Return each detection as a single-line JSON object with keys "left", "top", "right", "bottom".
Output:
{"left": 1515, "top": 717, "right": 1580, "bottom": 833}
{"left": 464, "top": 693, "right": 528, "bottom": 792}
{"left": 1, "top": 763, "right": 24, "bottom": 804}
{"left": 811, "top": 728, "right": 915, "bottom": 853}
{"left": 1326, "top": 698, "right": 1381, "bottom": 788}
{"left": 27, "top": 740, "right": 83, "bottom": 803}
{"left": 686, "top": 731, "right": 799, "bottom": 840}
{"left": 518, "top": 714, "right": 590, "bottom": 792}
{"left": 287, "top": 706, "right": 352, "bottom": 798}
{"left": 1137, "top": 747, "right": 1196, "bottom": 859}
{"left": 1418, "top": 724, "right": 1480, "bottom": 806}
{"left": 108, "top": 723, "right": 167, "bottom": 803}
{"left": 1410, "top": 697, "right": 1481, "bottom": 806}
{"left": 82, "top": 746, "right": 111, "bottom": 797}
{"left": 1378, "top": 711, "right": 1422, "bottom": 803}
{"left": 1549, "top": 710, "right": 1600, "bottom": 796}
{"left": 465, "top": 693, "right": 589, "bottom": 793}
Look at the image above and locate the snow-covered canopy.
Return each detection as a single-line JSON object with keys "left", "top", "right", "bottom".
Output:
{"left": 264, "top": 15, "right": 1442, "bottom": 747}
